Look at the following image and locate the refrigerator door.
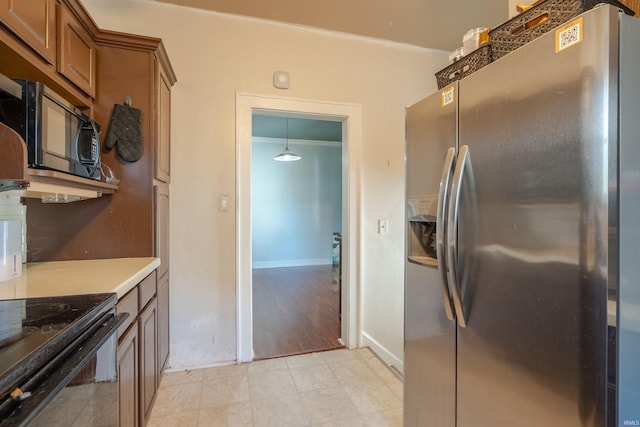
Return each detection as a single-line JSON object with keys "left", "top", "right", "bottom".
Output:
{"left": 404, "top": 85, "right": 457, "bottom": 427}
{"left": 618, "top": 12, "right": 640, "bottom": 427}
{"left": 455, "top": 6, "right": 616, "bottom": 427}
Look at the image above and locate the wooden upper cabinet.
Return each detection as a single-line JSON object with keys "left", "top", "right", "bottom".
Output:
{"left": 0, "top": 0, "right": 56, "bottom": 65}
{"left": 57, "top": 2, "right": 96, "bottom": 98}
{"left": 155, "top": 62, "right": 172, "bottom": 182}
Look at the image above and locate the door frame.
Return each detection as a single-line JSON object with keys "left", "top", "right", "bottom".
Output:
{"left": 236, "top": 92, "right": 362, "bottom": 362}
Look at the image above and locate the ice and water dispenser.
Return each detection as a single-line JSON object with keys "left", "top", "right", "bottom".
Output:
{"left": 407, "top": 195, "right": 439, "bottom": 267}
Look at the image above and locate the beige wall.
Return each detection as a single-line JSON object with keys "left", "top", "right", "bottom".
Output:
{"left": 82, "top": 0, "right": 448, "bottom": 369}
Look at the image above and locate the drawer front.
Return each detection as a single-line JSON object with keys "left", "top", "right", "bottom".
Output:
{"left": 116, "top": 286, "right": 139, "bottom": 339}
{"left": 138, "top": 270, "right": 157, "bottom": 311}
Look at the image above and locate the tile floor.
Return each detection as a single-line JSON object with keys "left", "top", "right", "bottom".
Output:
{"left": 148, "top": 348, "right": 403, "bottom": 427}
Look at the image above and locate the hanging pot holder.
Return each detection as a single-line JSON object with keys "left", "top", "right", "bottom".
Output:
{"left": 105, "top": 99, "right": 143, "bottom": 162}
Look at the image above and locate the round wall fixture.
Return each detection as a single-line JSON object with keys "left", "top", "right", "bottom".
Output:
{"left": 273, "top": 70, "right": 290, "bottom": 89}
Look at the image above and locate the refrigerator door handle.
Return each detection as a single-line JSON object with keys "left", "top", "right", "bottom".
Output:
{"left": 447, "top": 144, "right": 468, "bottom": 327}
{"left": 436, "top": 146, "right": 457, "bottom": 321}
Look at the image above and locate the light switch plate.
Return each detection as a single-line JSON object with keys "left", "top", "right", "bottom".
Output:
{"left": 218, "top": 196, "right": 229, "bottom": 212}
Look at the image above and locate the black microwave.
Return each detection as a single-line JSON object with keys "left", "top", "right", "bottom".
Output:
{"left": 0, "top": 80, "right": 101, "bottom": 180}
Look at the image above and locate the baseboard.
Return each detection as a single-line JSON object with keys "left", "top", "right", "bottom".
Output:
{"left": 361, "top": 331, "right": 404, "bottom": 376}
{"left": 164, "top": 358, "right": 239, "bottom": 373}
{"left": 252, "top": 258, "right": 332, "bottom": 269}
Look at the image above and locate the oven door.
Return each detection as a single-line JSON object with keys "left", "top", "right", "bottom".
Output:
{"left": 0, "top": 312, "right": 127, "bottom": 427}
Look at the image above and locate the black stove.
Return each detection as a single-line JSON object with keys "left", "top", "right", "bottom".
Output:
{"left": 0, "top": 293, "right": 123, "bottom": 426}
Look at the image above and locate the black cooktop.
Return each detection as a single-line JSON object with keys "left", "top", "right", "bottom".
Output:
{"left": 0, "top": 293, "right": 116, "bottom": 399}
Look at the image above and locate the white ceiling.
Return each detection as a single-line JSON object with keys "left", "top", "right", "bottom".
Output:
{"left": 155, "top": 0, "right": 509, "bottom": 51}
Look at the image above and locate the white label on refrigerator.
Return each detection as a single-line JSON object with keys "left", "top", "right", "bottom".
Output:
{"left": 556, "top": 17, "right": 583, "bottom": 53}
{"left": 442, "top": 87, "right": 454, "bottom": 106}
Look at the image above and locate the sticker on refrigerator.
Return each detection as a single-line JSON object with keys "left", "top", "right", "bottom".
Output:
{"left": 442, "top": 87, "right": 454, "bottom": 107}
{"left": 556, "top": 17, "right": 583, "bottom": 53}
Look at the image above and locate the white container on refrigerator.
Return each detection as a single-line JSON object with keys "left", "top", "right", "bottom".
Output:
{"left": 0, "top": 220, "right": 22, "bottom": 282}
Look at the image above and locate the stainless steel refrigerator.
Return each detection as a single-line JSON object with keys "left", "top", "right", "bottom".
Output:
{"left": 404, "top": 5, "right": 640, "bottom": 427}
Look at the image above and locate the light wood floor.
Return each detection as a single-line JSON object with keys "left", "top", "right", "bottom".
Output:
{"left": 252, "top": 265, "right": 344, "bottom": 360}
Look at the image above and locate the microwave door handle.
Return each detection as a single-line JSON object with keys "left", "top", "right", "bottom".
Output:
{"left": 446, "top": 144, "right": 469, "bottom": 327}
{"left": 74, "top": 125, "right": 81, "bottom": 164}
{"left": 436, "top": 147, "right": 456, "bottom": 321}
{"left": 89, "top": 120, "right": 99, "bottom": 168}
{"left": 75, "top": 120, "right": 99, "bottom": 168}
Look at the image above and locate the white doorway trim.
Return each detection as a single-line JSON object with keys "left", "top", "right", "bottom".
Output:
{"left": 236, "top": 92, "right": 362, "bottom": 362}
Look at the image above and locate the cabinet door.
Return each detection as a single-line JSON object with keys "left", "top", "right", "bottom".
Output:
{"left": 139, "top": 297, "right": 158, "bottom": 427}
{"left": 57, "top": 2, "right": 96, "bottom": 98}
{"left": 157, "top": 271, "right": 169, "bottom": 380}
{"left": 154, "top": 184, "right": 169, "bottom": 279}
{"left": 118, "top": 324, "right": 139, "bottom": 427}
{"left": 0, "top": 0, "right": 56, "bottom": 64}
{"left": 155, "top": 62, "right": 171, "bottom": 182}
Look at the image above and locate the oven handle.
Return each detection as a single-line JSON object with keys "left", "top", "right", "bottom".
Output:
{"left": 0, "top": 312, "right": 128, "bottom": 426}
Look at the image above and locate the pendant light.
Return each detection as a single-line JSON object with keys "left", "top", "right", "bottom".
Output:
{"left": 273, "top": 118, "right": 301, "bottom": 162}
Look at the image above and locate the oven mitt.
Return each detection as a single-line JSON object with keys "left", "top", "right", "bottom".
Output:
{"left": 105, "top": 102, "right": 143, "bottom": 162}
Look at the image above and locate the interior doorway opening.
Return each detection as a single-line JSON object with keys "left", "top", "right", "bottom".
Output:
{"left": 236, "top": 93, "right": 362, "bottom": 363}
{"left": 251, "top": 113, "right": 344, "bottom": 359}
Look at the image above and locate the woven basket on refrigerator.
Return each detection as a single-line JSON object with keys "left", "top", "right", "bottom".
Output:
{"left": 489, "top": 0, "right": 634, "bottom": 60}
{"left": 435, "top": 44, "right": 492, "bottom": 89}
{"left": 620, "top": 0, "right": 639, "bottom": 15}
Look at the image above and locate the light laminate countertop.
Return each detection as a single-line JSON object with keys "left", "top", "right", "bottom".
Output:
{"left": 0, "top": 257, "right": 160, "bottom": 300}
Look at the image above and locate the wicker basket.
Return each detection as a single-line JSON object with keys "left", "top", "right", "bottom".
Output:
{"left": 489, "top": 0, "right": 634, "bottom": 60}
{"left": 620, "top": 0, "right": 639, "bottom": 15}
{"left": 435, "top": 44, "right": 492, "bottom": 89}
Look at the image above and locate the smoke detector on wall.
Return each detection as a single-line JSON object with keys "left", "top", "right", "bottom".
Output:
{"left": 273, "top": 71, "right": 290, "bottom": 89}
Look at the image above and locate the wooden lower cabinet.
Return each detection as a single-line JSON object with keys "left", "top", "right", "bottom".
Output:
{"left": 118, "top": 324, "right": 139, "bottom": 427}
{"left": 117, "top": 271, "right": 165, "bottom": 427}
{"left": 139, "top": 296, "right": 158, "bottom": 427}
{"left": 157, "top": 271, "right": 169, "bottom": 378}
{"left": 154, "top": 182, "right": 170, "bottom": 384}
